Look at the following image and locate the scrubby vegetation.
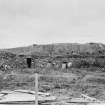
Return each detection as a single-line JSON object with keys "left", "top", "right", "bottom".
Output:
{"left": 0, "top": 43, "right": 105, "bottom": 101}
{"left": 0, "top": 67, "right": 105, "bottom": 100}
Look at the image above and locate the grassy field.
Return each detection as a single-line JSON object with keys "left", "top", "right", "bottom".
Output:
{"left": 0, "top": 67, "right": 105, "bottom": 102}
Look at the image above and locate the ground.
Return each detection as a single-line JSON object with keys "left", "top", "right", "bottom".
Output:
{"left": 0, "top": 67, "right": 105, "bottom": 105}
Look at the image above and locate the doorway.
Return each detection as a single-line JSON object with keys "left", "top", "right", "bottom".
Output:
{"left": 27, "top": 58, "right": 32, "bottom": 68}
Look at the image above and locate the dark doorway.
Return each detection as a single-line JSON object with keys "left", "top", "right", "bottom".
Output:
{"left": 27, "top": 58, "right": 32, "bottom": 68}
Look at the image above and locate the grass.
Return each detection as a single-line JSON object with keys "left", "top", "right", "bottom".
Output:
{"left": 0, "top": 67, "right": 105, "bottom": 100}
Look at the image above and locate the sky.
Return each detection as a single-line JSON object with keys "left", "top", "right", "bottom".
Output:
{"left": 0, "top": 0, "right": 105, "bottom": 48}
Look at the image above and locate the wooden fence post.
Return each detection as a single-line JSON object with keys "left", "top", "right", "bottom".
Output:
{"left": 35, "top": 73, "right": 38, "bottom": 105}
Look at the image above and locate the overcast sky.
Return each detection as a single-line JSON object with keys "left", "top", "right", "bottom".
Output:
{"left": 0, "top": 0, "right": 105, "bottom": 48}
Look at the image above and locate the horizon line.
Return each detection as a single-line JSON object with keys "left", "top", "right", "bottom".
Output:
{"left": 0, "top": 42, "right": 104, "bottom": 49}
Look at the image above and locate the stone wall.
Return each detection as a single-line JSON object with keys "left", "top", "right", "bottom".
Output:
{"left": 0, "top": 51, "right": 104, "bottom": 72}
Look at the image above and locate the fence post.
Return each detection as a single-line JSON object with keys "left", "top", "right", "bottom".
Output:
{"left": 35, "top": 73, "right": 38, "bottom": 105}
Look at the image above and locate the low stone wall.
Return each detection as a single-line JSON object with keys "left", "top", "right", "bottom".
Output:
{"left": 0, "top": 51, "right": 105, "bottom": 72}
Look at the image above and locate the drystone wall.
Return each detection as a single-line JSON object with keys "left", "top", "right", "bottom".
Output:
{"left": 0, "top": 52, "right": 74, "bottom": 71}
{"left": 0, "top": 51, "right": 105, "bottom": 72}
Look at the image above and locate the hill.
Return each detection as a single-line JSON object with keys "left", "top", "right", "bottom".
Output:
{"left": 1, "top": 43, "right": 105, "bottom": 56}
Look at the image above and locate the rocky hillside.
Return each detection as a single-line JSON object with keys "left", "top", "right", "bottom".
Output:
{"left": 0, "top": 43, "right": 105, "bottom": 71}
{"left": 1, "top": 43, "right": 105, "bottom": 56}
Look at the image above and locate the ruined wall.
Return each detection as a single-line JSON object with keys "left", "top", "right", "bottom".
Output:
{"left": 0, "top": 51, "right": 105, "bottom": 72}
